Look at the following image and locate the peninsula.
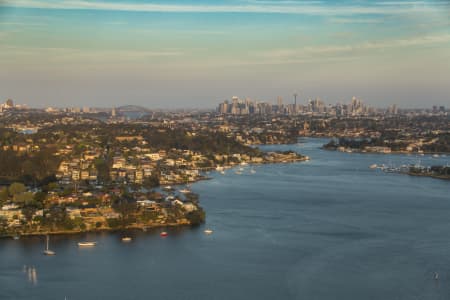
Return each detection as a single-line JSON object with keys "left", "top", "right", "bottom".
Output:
{"left": 0, "top": 101, "right": 308, "bottom": 238}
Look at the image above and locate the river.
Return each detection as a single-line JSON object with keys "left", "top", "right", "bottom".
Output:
{"left": 1, "top": 138, "right": 449, "bottom": 299}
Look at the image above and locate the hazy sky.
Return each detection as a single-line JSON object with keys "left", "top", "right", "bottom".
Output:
{"left": 0, "top": 0, "right": 449, "bottom": 108}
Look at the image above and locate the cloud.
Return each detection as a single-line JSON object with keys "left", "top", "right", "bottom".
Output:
{"left": 0, "top": 46, "right": 184, "bottom": 64}
{"left": 328, "top": 18, "right": 384, "bottom": 24}
{"left": 0, "top": 0, "right": 445, "bottom": 16}
{"left": 258, "top": 34, "right": 450, "bottom": 59}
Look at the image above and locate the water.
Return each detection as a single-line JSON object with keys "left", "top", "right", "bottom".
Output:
{"left": 1, "top": 138, "right": 450, "bottom": 300}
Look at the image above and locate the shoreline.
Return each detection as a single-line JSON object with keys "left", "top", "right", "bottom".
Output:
{"left": 404, "top": 172, "right": 450, "bottom": 181}
{"left": 0, "top": 221, "right": 195, "bottom": 239}
{"left": 322, "top": 147, "right": 450, "bottom": 156}
{"left": 0, "top": 147, "right": 310, "bottom": 240}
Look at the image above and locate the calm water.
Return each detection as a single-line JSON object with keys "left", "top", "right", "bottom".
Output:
{"left": 1, "top": 138, "right": 450, "bottom": 300}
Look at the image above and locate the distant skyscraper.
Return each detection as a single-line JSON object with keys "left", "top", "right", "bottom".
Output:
{"left": 5, "top": 99, "right": 13, "bottom": 108}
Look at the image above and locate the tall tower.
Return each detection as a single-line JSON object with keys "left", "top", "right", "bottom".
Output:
{"left": 293, "top": 92, "right": 298, "bottom": 114}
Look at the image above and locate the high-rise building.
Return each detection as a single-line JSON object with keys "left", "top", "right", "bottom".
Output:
{"left": 5, "top": 99, "right": 14, "bottom": 108}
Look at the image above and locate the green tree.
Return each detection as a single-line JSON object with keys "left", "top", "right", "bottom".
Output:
{"left": 8, "top": 182, "right": 26, "bottom": 197}
{"left": 22, "top": 206, "right": 37, "bottom": 228}
{"left": 33, "top": 191, "right": 47, "bottom": 205}
{"left": 13, "top": 192, "right": 34, "bottom": 204}
{"left": 0, "top": 187, "right": 9, "bottom": 203}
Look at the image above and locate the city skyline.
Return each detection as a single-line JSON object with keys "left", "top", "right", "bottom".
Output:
{"left": 1, "top": 0, "right": 450, "bottom": 108}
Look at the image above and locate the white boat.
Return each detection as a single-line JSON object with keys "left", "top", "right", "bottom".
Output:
{"left": 240, "top": 162, "right": 248, "bottom": 166}
{"left": 235, "top": 171, "right": 242, "bottom": 175}
{"left": 204, "top": 229, "right": 213, "bottom": 235}
{"left": 432, "top": 154, "right": 439, "bottom": 158}
{"left": 220, "top": 170, "right": 225, "bottom": 175}
{"left": 215, "top": 166, "right": 224, "bottom": 171}
{"left": 369, "top": 164, "right": 378, "bottom": 169}
{"left": 179, "top": 189, "right": 191, "bottom": 194}
{"left": 250, "top": 169, "right": 256, "bottom": 174}
{"left": 43, "top": 235, "right": 56, "bottom": 255}
{"left": 78, "top": 241, "right": 97, "bottom": 247}
{"left": 121, "top": 237, "right": 132, "bottom": 242}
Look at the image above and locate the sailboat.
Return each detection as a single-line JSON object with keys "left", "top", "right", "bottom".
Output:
{"left": 43, "top": 235, "right": 56, "bottom": 255}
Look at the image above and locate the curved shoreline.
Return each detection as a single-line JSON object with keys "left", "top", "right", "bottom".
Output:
{"left": 0, "top": 221, "right": 195, "bottom": 239}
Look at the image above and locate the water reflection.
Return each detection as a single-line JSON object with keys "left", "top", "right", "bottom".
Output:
{"left": 23, "top": 265, "right": 37, "bottom": 286}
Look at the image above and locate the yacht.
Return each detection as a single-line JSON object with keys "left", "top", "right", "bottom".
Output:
{"left": 121, "top": 237, "right": 132, "bottom": 242}
{"left": 43, "top": 235, "right": 56, "bottom": 255}
{"left": 204, "top": 229, "right": 213, "bottom": 235}
{"left": 369, "top": 164, "right": 378, "bottom": 169}
{"left": 160, "top": 231, "right": 168, "bottom": 237}
{"left": 78, "top": 241, "right": 97, "bottom": 247}
{"left": 179, "top": 188, "right": 191, "bottom": 194}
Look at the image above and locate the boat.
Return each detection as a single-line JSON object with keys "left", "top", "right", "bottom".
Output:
{"left": 369, "top": 164, "right": 378, "bottom": 169}
{"left": 162, "top": 185, "right": 174, "bottom": 191}
{"left": 78, "top": 241, "right": 97, "bottom": 247}
{"left": 121, "top": 237, "right": 132, "bottom": 242}
{"left": 204, "top": 229, "right": 213, "bottom": 235}
{"left": 13, "top": 235, "right": 20, "bottom": 240}
{"left": 160, "top": 231, "right": 168, "bottom": 237}
{"left": 43, "top": 235, "right": 56, "bottom": 255}
{"left": 432, "top": 154, "right": 439, "bottom": 158}
{"left": 179, "top": 188, "right": 191, "bottom": 194}
{"left": 220, "top": 170, "right": 225, "bottom": 175}
{"left": 235, "top": 171, "right": 242, "bottom": 175}
{"left": 250, "top": 169, "right": 256, "bottom": 174}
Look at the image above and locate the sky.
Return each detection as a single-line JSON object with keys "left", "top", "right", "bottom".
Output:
{"left": 0, "top": 0, "right": 449, "bottom": 109}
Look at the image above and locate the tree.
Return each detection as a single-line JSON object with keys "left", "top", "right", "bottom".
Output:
{"left": 143, "top": 175, "right": 160, "bottom": 188}
{"left": 0, "top": 187, "right": 8, "bottom": 203}
{"left": 33, "top": 191, "right": 47, "bottom": 205}
{"left": 22, "top": 206, "right": 37, "bottom": 228}
{"left": 13, "top": 192, "right": 34, "bottom": 204}
{"left": 8, "top": 182, "right": 26, "bottom": 197}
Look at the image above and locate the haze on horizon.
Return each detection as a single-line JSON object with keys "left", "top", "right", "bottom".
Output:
{"left": 0, "top": 0, "right": 449, "bottom": 109}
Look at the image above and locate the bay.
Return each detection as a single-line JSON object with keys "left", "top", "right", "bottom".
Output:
{"left": 1, "top": 138, "right": 449, "bottom": 300}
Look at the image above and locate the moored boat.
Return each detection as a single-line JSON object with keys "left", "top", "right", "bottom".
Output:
{"left": 43, "top": 235, "right": 56, "bottom": 255}
{"left": 204, "top": 229, "right": 213, "bottom": 235}
{"left": 160, "top": 231, "right": 168, "bottom": 237}
{"left": 121, "top": 237, "right": 132, "bottom": 242}
{"left": 78, "top": 241, "right": 97, "bottom": 247}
